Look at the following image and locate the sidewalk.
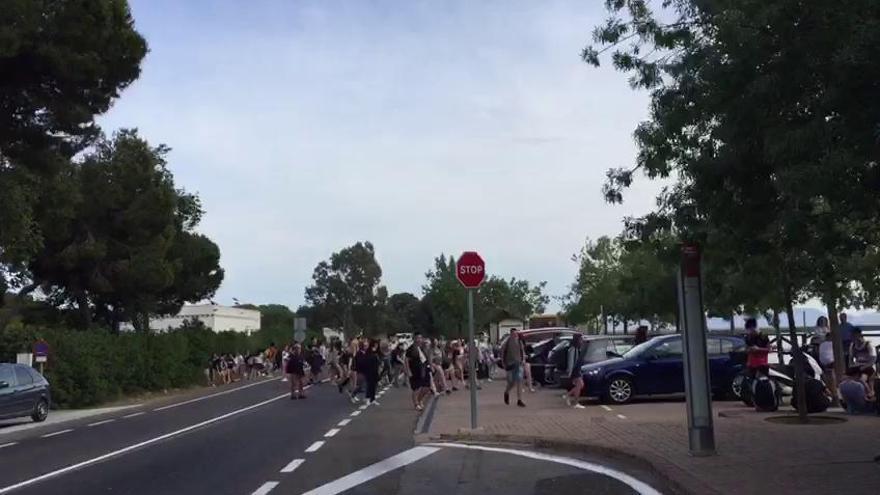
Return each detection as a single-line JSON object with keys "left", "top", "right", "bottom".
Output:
{"left": 419, "top": 380, "right": 880, "bottom": 495}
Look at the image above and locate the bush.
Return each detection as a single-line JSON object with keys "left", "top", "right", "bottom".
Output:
{"left": 0, "top": 323, "right": 312, "bottom": 409}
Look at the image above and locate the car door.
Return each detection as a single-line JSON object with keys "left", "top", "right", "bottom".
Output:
{"left": 645, "top": 338, "right": 684, "bottom": 394}
{"left": 13, "top": 365, "right": 36, "bottom": 414}
{"left": 0, "top": 365, "right": 18, "bottom": 417}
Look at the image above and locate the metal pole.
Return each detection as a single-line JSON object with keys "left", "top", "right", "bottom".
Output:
{"left": 679, "top": 244, "right": 715, "bottom": 456}
{"left": 467, "top": 289, "right": 478, "bottom": 429}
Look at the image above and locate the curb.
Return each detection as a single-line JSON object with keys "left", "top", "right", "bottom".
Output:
{"left": 414, "top": 394, "right": 439, "bottom": 435}
{"left": 415, "top": 430, "right": 708, "bottom": 495}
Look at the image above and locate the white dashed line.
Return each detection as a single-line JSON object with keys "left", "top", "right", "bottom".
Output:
{"left": 337, "top": 419, "right": 351, "bottom": 426}
{"left": 0, "top": 442, "right": 17, "bottom": 450}
{"left": 280, "top": 458, "right": 304, "bottom": 473}
{"left": 358, "top": 405, "right": 368, "bottom": 411}
{"left": 122, "top": 412, "right": 144, "bottom": 419}
{"left": 601, "top": 405, "right": 613, "bottom": 412}
{"left": 251, "top": 481, "right": 279, "bottom": 495}
{"left": 350, "top": 410, "right": 361, "bottom": 417}
{"left": 616, "top": 414, "right": 627, "bottom": 420}
{"left": 305, "top": 441, "right": 325, "bottom": 453}
{"left": 87, "top": 419, "right": 116, "bottom": 427}
{"left": 40, "top": 429, "right": 73, "bottom": 438}
{"left": 324, "top": 428, "right": 341, "bottom": 438}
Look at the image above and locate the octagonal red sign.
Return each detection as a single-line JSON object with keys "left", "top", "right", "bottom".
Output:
{"left": 456, "top": 251, "right": 485, "bottom": 288}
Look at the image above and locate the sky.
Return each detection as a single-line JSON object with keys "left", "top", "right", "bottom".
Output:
{"left": 99, "top": 0, "right": 664, "bottom": 312}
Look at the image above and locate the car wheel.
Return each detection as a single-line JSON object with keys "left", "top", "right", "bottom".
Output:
{"left": 32, "top": 398, "right": 49, "bottom": 422}
{"left": 606, "top": 376, "right": 633, "bottom": 404}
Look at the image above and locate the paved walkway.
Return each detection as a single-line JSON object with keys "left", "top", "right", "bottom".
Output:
{"left": 419, "top": 380, "right": 880, "bottom": 495}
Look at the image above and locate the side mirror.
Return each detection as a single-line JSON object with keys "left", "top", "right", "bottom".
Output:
{"left": 0, "top": 381, "right": 9, "bottom": 389}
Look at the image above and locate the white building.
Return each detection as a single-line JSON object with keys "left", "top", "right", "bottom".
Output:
{"left": 147, "top": 304, "right": 261, "bottom": 334}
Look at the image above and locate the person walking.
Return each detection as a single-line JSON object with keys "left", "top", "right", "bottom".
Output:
{"left": 350, "top": 339, "right": 368, "bottom": 403}
{"left": 744, "top": 318, "right": 770, "bottom": 379}
{"left": 634, "top": 325, "right": 649, "bottom": 345}
{"left": 849, "top": 328, "right": 876, "bottom": 395}
{"left": 363, "top": 339, "right": 382, "bottom": 406}
{"left": 564, "top": 333, "right": 586, "bottom": 409}
{"left": 500, "top": 329, "right": 526, "bottom": 407}
{"left": 839, "top": 313, "right": 856, "bottom": 363}
{"left": 287, "top": 343, "right": 307, "bottom": 399}
{"left": 404, "top": 333, "right": 431, "bottom": 410}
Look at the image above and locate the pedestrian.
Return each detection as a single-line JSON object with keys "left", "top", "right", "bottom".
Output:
{"left": 812, "top": 316, "right": 829, "bottom": 346}
{"left": 634, "top": 325, "right": 649, "bottom": 345}
{"left": 404, "top": 333, "right": 432, "bottom": 410}
{"left": 849, "top": 328, "right": 876, "bottom": 393}
{"left": 390, "top": 342, "right": 405, "bottom": 387}
{"left": 363, "top": 339, "right": 382, "bottom": 405}
{"left": 281, "top": 345, "right": 291, "bottom": 383}
{"left": 350, "top": 339, "right": 367, "bottom": 403}
{"left": 818, "top": 332, "right": 836, "bottom": 390}
{"left": 500, "top": 329, "right": 526, "bottom": 407}
{"left": 564, "top": 333, "right": 586, "bottom": 409}
{"left": 522, "top": 339, "right": 536, "bottom": 393}
{"left": 327, "top": 341, "right": 343, "bottom": 382}
{"left": 839, "top": 313, "right": 856, "bottom": 363}
{"left": 744, "top": 318, "right": 770, "bottom": 379}
{"left": 839, "top": 366, "right": 875, "bottom": 414}
{"left": 378, "top": 338, "right": 393, "bottom": 386}
{"left": 479, "top": 334, "right": 495, "bottom": 381}
{"left": 287, "top": 343, "right": 307, "bottom": 399}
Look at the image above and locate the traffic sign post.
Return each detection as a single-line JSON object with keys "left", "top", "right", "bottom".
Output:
{"left": 33, "top": 340, "right": 50, "bottom": 375}
{"left": 456, "top": 251, "right": 485, "bottom": 430}
{"left": 677, "top": 243, "right": 715, "bottom": 456}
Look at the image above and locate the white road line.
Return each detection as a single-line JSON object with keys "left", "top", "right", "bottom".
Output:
{"left": 40, "top": 429, "right": 73, "bottom": 438}
{"left": 281, "top": 459, "right": 306, "bottom": 473}
{"left": 301, "top": 446, "right": 440, "bottom": 495}
{"left": 601, "top": 405, "right": 613, "bottom": 412}
{"left": 0, "top": 442, "right": 17, "bottom": 450}
{"left": 87, "top": 419, "right": 115, "bottom": 427}
{"left": 122, "top": 412, "right": 145, "bottom": 419}
{"left": 350, "top": 410, "right": 361, "bottom": 417}
{"left": 305, "top": 441, "right": 325, "bottom": 453}
{"left": 616, "top": 414, "right": 627, "bottom": 420}
{"left": 337, "top": 419, "right": 351, "bottom": 426}
{"left": 280, "top": 458, "right": 304, "bottom": 473}
{"left": 0, "top": 393, "right": 288, "bottom": 495}
{"left": 358, "top": 404, "right": 368, "bottom": 411}
{"left": 251, "top": 481, "right": 279, "bottom": 495}
{"left": 324, "top": 428, "right": 340, "bottom": 438}
{"left": 153, "top": 377, "right": 281, "bottom": 412}
{"left": 425, "top": 443, "right": 662, "bottom": 495}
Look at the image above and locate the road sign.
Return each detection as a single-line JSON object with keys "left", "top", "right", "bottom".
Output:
{"left": 456, "top": 251, "right": 485, "bottom": 289}
{"left": 33, "top": 340, "right": 49, "bottom": 363}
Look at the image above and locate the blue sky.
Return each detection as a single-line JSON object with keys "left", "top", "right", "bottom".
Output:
{"left": 100, "top": 1, "right": 663, "bottom": 311}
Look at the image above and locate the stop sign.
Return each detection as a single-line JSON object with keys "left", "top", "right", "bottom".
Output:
{"left": 456, "top": 251, "right": 485, "bottom": 288}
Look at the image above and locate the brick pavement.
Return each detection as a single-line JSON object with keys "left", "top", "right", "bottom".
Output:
{"left": 418, "top": 380, "right": 880, "bottom": 495}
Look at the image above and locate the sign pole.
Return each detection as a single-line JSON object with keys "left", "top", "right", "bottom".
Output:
{"left": 678, "top": 243, "right": 715, "bottom": 456}
{"left": 467, "top": 288, "right": 478, "bottom": 430}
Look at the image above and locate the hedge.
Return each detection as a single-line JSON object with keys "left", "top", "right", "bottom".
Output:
{"left": 0, "top": 322, "right": 322, "bottom": 409}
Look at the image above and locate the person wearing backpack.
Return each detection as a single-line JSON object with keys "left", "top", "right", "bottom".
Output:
{"left": 500, "top": 329, "right": 526, "bottom": 407}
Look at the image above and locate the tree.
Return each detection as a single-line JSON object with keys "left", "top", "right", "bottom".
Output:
{"left": 584, "top": 0, "right": 880, "bottom": 418}
{"left": 384, "top": 292, "right": 421, "bottom": 334}
{"left": 0, "top": 0, "right": 147, "bottom": 269}
{"left": 304, "top": 242, "right": 384, "bottom": 336}
{"left": 564, "top": 237, "right": 623, "bottom": 331}
{"left": 20, "top": 130, "right": 223, "bottom": 331}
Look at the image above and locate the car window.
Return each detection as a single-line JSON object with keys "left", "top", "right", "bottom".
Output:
{"left": 27, "top": 367, "right": 45, "bottom": 383}
{"left": 651, "top": 339, "right": 682, "bottom": 358}
{"left": 583, "top": 340, "right": 608, "bottom": 362}
{"left": 15, "top": 366, "right": 34, "bottom": 386}
{"left": 706, "top": 338, "right": 722, "bottom": 355}
{"left": 720, "top": 339, "right": 737, "bottom": 354}
{"left": 0, "top": 365, "right": 14, "bottom": 387}
{"left": 612, "top": 339, "right": 634, "bottom": 355}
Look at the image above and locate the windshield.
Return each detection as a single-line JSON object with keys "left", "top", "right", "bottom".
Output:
{"left": 622, "top": 339, "right": 656, "bottom": 359}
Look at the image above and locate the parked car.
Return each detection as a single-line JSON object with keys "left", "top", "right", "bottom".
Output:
{"left": 545, "top": 335, "right": 635, "bottom": 388}
{"left": 496, "top": 328, "right": 583, "bottom": 385}
{"left": 0, "top": 363, "right": 51, "bottom": 422}
{"left": 580, "top": 334, "right": 746, "bottom": 404}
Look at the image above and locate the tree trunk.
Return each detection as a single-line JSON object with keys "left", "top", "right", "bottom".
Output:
{"left": 772, "top": 310, "right": 783, "bottom": 364}
{"left": 784, "top": 291, "right": 808, "bottom": 423}
{"left": 623, "top": 318, "right": 629, "bottom": 335}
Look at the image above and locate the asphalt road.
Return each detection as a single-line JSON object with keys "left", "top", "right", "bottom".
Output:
{"left": 0, "top": 377, "right": 663, "bottom": 495}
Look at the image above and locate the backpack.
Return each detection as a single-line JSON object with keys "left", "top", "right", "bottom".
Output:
{"left": 752, "top": 376, "right": 779, "bottom": 412}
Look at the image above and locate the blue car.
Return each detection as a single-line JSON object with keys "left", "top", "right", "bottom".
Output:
{"left": 580, "top": 334, "right": 746, "bottom": 404}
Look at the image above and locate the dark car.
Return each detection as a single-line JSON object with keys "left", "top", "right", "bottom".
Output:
{"left": 580, "top": 334, "right": 746, "bottom": 404}
{"left": 545, "top": 335, "right": 635, "bottom": 388}
{"left": 497, "top": 328, "right": 583, "bottom": 385}
{"left": 0, "top": 363, "right": 51, "bottom": 422}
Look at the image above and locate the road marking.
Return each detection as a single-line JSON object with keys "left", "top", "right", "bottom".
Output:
{"left": 301, "top": 446, "right": 440, "bottom": 495}
{"left": 305, "top": 441, "right": 325, "bottom": 453}
{"left": 40, "top": 429, "right": 73, "bottom": 438}
{"left": 153, "top": 377, "right": 281, "bottom": 412}
{"left": 337, "top": 419, "right": 351, "bottom": 426}
{"left": 601, "top": 405, "right": 613, "bottom": 412}
{"left": 324, "top": 428, "right": 340, "bottom": 438}
{"left": 358, "top": 404, "right": 368, "bottom": 411}
{"left": 280, "top": 458, "right": 305, "bottom": 473}
{"left": 350, "top": 410, "right": 361, "bottom": 417}
{"left": 87, "top": 419, "right": 115, "bottom": 427}
{"left": 425, "top": 443, "right": 662, "bottom": 495}
{"left": 0, "top": 442, "right": 17, "bottom": 449}
{"left": 0, "top": 393, "right": 289, "bottom": 495}
{"left": 251, "top": 481, "right": 279, "bottom": 495}
{"left": 616, "top": 414, "right": 627, "bottom": 420}
{"left": 122, "top": 412, "right": 145, "bottom": 419}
